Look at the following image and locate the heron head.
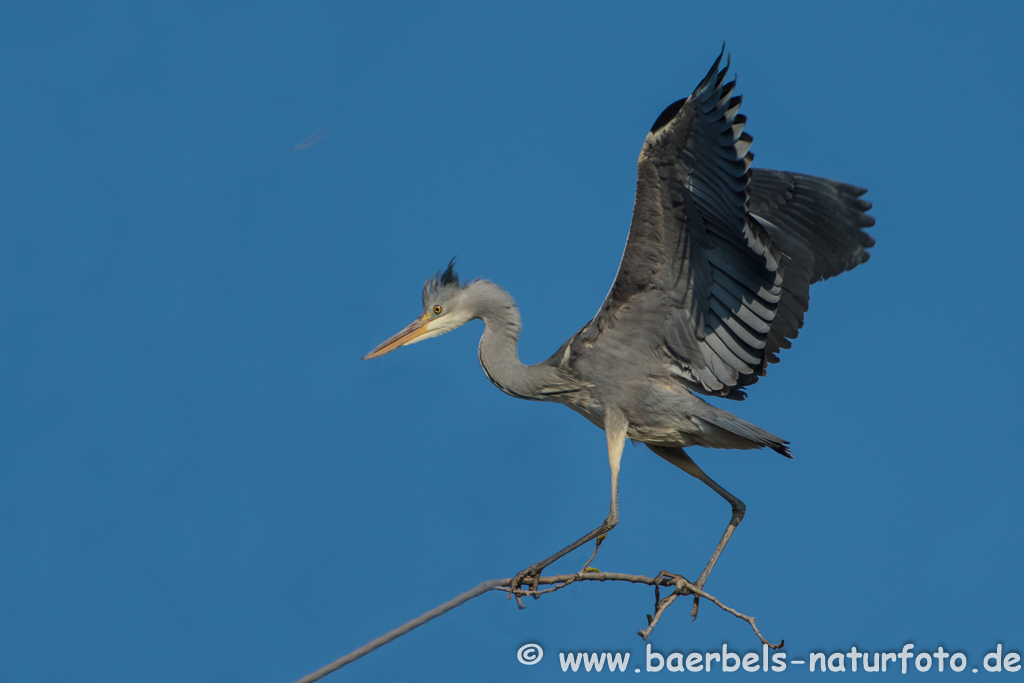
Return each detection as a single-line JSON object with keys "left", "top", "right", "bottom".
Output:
{"left": 362, "top": 259, "right": 474, "bottom": 360}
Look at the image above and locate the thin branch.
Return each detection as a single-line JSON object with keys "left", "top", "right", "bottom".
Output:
{"left": 579, "top": 534, "right": 606, "bottom": 572}
{"left": 638, "top": 571, "right": 687, "bottom": 637}
{"left": 291, "top": 571, "right": 780, "bottom": 683}
{"left": 635, "top": 571, "right": 779, "bottom": 648}
{"left": 292, "top": 579, "right": 505, "bottom": 683}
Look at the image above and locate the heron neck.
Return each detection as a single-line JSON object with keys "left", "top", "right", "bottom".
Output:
{"left": 469, "top": 281, "right": 561, "bottom": 401}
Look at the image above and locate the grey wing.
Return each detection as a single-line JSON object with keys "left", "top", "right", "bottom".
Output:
{"left": 747, "top": 169, "right": 875, "bottom": 364}
{"left": 556, "top": 55, "right": 875, "bottom": 399}
{"left": 749, "top": 170, "right": 875, "bottom": 283}
{"left": 562, "top": 52, "right": 783, "bottom": 399}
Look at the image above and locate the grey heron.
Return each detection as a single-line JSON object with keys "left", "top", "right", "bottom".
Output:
{"left": 363, "top": 52, "right": 874, "bottom": 596}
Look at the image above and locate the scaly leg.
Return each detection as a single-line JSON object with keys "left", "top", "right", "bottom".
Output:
{"left": 510, "top": 409, "right": 628, "bottom": 599}
{"left": 648, "top": 446, "right": 745, "bottom": 616}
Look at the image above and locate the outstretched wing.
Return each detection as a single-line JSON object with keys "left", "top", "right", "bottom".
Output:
{"left": 555, "top": 53, "right": 875, "bottom": 399}
{"left": 748, "top": 169, "right": 875, "bottom": 364}
{"left": 561, "top": 52, "right": 783, "bottom": 399}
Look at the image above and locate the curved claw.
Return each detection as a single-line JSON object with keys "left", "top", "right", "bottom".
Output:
{"left": 509, "top": 566, "right": 543, "bottom": 606}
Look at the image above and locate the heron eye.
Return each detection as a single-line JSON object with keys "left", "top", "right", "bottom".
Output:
{"left": 433, "top": 305, "right": 443, "bottom": 315}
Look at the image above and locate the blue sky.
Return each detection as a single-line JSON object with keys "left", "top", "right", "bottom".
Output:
{"left": 2, "top": 2, "right": 1023, "bottom": 681}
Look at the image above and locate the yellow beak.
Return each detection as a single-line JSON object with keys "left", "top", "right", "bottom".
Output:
{"left": 362, "top": 314, "right": 430, "bottom": 360}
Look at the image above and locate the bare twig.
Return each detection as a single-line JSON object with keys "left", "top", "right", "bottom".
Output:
{"left": 579, "top": 534, "right": 605, "bottom": 572}
{"left": 637, "top": 570, "right": 690, "bottom": 638}
{"left": 291, "top": 571, "right": 780, "bottom": 683}
{"left": 634, "top": 571, "right": 781, "bottom": 650}
{"left": 291, "top": 579, "right": 505, "bottom": 683}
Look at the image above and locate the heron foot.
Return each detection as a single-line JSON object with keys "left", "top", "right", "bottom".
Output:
{"left": 653, "top": 570, "right": 697, "bottom": 595}
{"left": 508, "top": 565, "right": 543, "bottom": 606}
{"left": 652, "top": 570, "right": 702, "bottom": 620}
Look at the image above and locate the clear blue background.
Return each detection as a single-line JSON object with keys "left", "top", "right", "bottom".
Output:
{"left": 2, "top": 2, "right": 1022, "bottom": 681}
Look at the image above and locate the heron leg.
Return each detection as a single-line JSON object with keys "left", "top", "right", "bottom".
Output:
{"left": 648, "top": 446, "right": 746, "bottom": 616}
{"left": 510, "top": 409, "right": 628, "bottom": 599}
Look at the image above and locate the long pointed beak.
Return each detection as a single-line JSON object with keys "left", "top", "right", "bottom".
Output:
{"left": 362, "top": 315, "right": 430, "bottom": 360}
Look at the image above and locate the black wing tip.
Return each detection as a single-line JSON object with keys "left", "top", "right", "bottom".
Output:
{"left": 775, "top": 442, "right": 793, "bottom": 458}
{"left": 698, "top": 45, "right": 731, "bottom": 93}
{"left": 647, "top": 46, "right": 736, "bottom": 136}
{"left": 845, "top": 187, "right": 877, "bottom": 245}
{"left": 712, "top": 43, "right": 729, "bottom": 76}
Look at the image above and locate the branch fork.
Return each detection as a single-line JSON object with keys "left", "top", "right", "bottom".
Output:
{"left": 293, "top": 567, "right": 782, "bottom": 683}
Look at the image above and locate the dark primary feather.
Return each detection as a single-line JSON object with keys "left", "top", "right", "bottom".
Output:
{"left": 749, "top": 170, "right": 875, "bottom": 283}
{"left": 748, "top": 170, "right": 875, "bottom": 364}
{"left": 551, "top": 53, "right": 874, "bottom": 401}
